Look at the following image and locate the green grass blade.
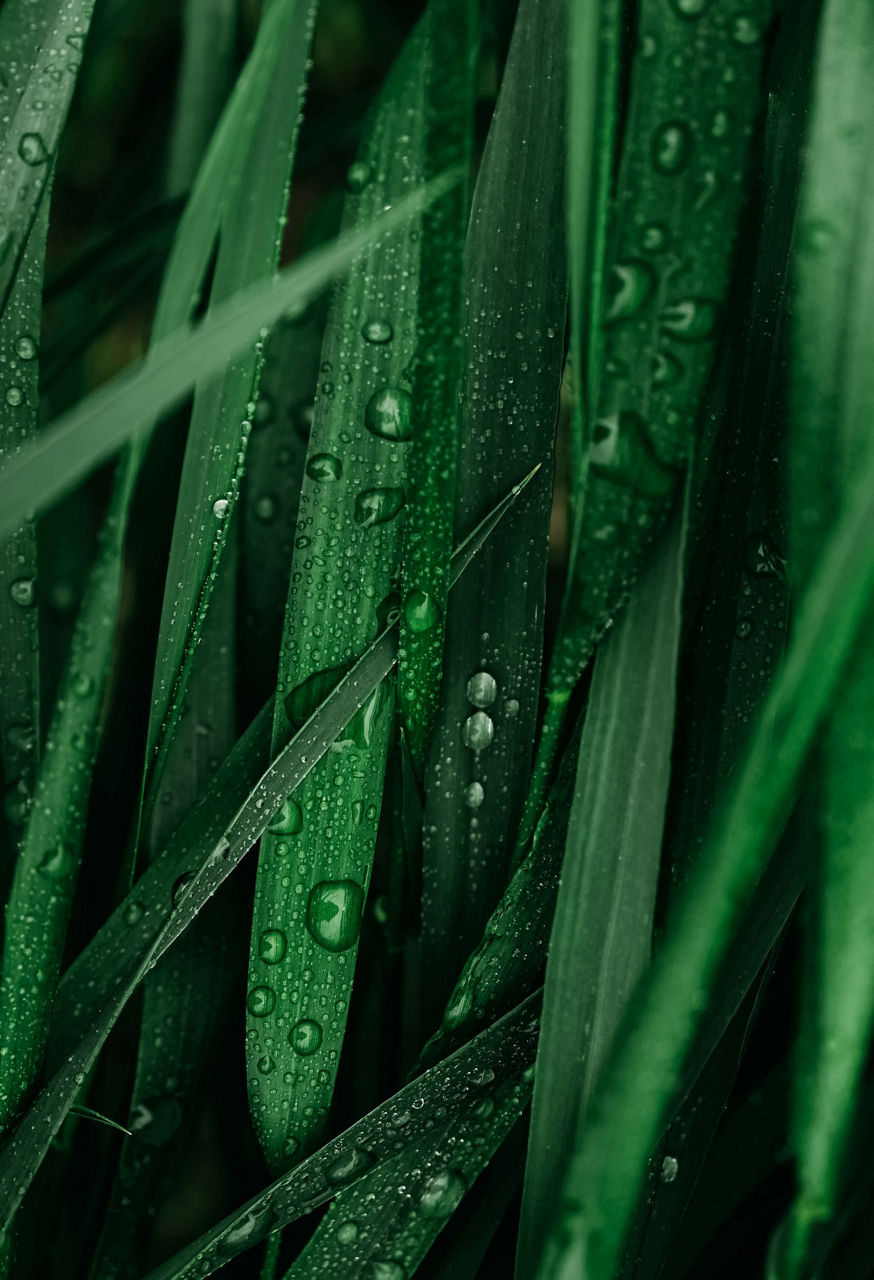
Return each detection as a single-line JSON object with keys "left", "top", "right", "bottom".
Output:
{"left": 0, "top": 0, "right": 97, "bottom": 314}
{"left": 245, "top": 19, "right": 427, "bottom": 1170}
{"left": 397, "top": 0, "right": 477, "bottom": 771}
{"left": 0, "top": 172, "right": 459, "bottom": 543}
{"left": 166, "top": 0, "right": 238, "bottom": 198}
{"left": 785, "top": 2, "right": 874, "bottom": 1270}
{"left": 540, "top": 370, "right": 874, "bottom": 1280}
{"left": 139, "top": 993, "right": 540, "bottom": 1280}
{"left": 143, "top": 0, "right": 318, "bottom": 813}
{"left": 521, "top": 505, "right": 684, "bottom": 1279}
{"left": 417, "top": 0, "right": 567, "bottom": 1020}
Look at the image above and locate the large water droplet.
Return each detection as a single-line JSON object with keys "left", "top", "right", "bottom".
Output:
{"left": 269, "top": 797, "right": 303, "bottom": 836}
{"left": 4, "top": 779, "right": 30, "bottom": 825}
{"left": 129, "top": 1096, "right": 183, "bottom": 1146}
{"left": 660, "top": 1155, "right": 679, "bottom": 1183}
{"left": 745, "top": 532, "right": 787, "bottom": 581}
{"left": 284, "top": 661, "right": 353, "bottom": 729}
{"left": 365, "top": 387, "right": 413, "bottom": 441}
{"left": 213, "top": 498, "right": 230, "bottom": 519}
{"left": 462, "top": 712, "right": 494, "bottom": 751}
{"left": 171, "top": 871, "right": 195, "bottom": 906}
{"left": 289, "top": 1017, "right": 323, "bottom": 1055}
{"left": 730, "top": 12, "right": 763, "bottom": 46}
{"left": 123, "top": 901, "right": 144, "bottom": 926}
{"left": 336, "top": 1220, "right": 360, "bottom": 1244}
{"left": 652, "top": 351, "right": 686, "bottom": 387}
{"left": 361, "top": 319, "right": 393, "bottom": 344}
{"left": 38, "top": 845, "right": 73, "bottom": 879}
{"left": 465, "top": 671, "right": 497, "bottom": 708}
{"left": 5, "top": 387, "right": 24, "bottom": 407}
{"left": 605, "top": 261, "right": 657, "bottom": 324}
{"left": 346, "top": 162, "right": 372, "bottom": 193}
{"left": 9, "top": 578, "right": 35, "bottom": 608}
{"left": 464, "top": 782, "right": 485, "bottom": 809}
{"left": 419, "top": 1169, "right": 466, "bottom": 1217}
{"left": 306, "top": 880, "right": 364, "bottom": 952}
{"left": 15, "top": 335, "right": 37, "bottom": 360}
{"left": 247, "top": 985, "right": 276, "bottom": 1018}
{"left": 217, "top": 1208, "right": 277, "bottom": 1257}
{"left": 660, "top": 298, "right": 719, "bottom": 341}
{"left": 590, "top": 411, "right": 676, "bottom": 497}
{"left": 306, "top": 453, "right": 342, "bottom": 482}
{"left": 354, "top": 487, "right": 405, "bottom": 528}
{"left": 370, "top": 1263, "right": 404, "bottom": 1280}
{"left": 326, "top": 1146, "right": 376, "bottom": 1185}
{"left": 404, "top": 589, "right": 439, "bottom": 634}
{"left": 18, "top": 133, "right": 49, "bottom": 165}
{"left": 652, "top": 121, "right": 693, "bottom": 174}
{"left": 259, "top": 929, "right": 287, "bottom": 964}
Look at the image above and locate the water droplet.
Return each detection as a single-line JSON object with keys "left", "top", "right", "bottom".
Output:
{"left": 652, "top": 121, "right": 693, "bottom": 175}
{"left": 464, "top": 782, "right": 485, "bottom": 809}
{"left": 15, "top": 335, "right": 37, "bottom": 360}
{"left": 465, "top": 671, "right": 497, "bottom": 707}
{"left": 123, "top": 901, "right": 144, "bottom": 926}
{"left": 605, "top": 260, "right": 657, "bottom": 324}
{"left": 730, "top": 12, "right": 763, "bottom": 46}
{"left": 38, "top": 845, "right": 73, "bottom": 879}
{"left": 745, "top": 532, "right": 787, "bottom": 581}
{"left": 284, "top": 662, "right": 353, "bottom": 729}
{"left": 660, "top": 1155, "right": 679, "bottom": 1183}
{"left": 289, "top": 1017, "right": 323, "bottom": 1055}
{"left": 709, "top": 108, "right": 732, "bottom": 139}
{"left": 4, "top": 779, "right": 30, "bottom": 825}
{"left": 371, "top": 1263, "right": 404, "bottom": 1280}
{"left": 217, "top": 1208, "right": 277, "bottom": 1257}
{"left": 462, "top": 711, "right": 495, "bottom": 751}
{"left": 504, "top": 698, "right": 520, "bottom": 717}
{"left": 590, "top": 411, "right": 676, "bottom": 497}
{"left": 306, "top": 880, "right": 364, "bottom": 952}
{"left": 404, "top": 589, "right": 439, "bottom": 634}
{"left": 652, "top": 351, "right": 686, "bottom": 387}
{"left": 258, "top": 1054, "right": 276, "bottom": 1074}
{"left": 326, "top": 1145, "right": 375, "bottom": 1185}
{"left": 337, "top": 1220, "right": 360, "bottom": 1244}
{"left": 5, "top": 386, "right": 24, "bottom": 407}
{"left": 346, "top": 161, "right": 372, "bottom": 193}
{"left": 18, "top": 133, "right": 48, "bottom": 165}
{"left": 259, "top": 929, "right": 287, "bottom": 964}
{"left": 660, "top": 298, "right": 719, "bottom": 341}
{"left": 9, "top": 578, "right": 35, "bottom": 607}
{"left": 669, "top": 0, "right": 710, "bottom": 14}
{"left": 247, "top": 985, "right": 276, "bottom": 1017}
{"left": 800, "top": 219, "right": 836, "bottom": 255}
{"left": 72, "top": 671, "right": 94, "bottom": 698}
{"left": 306, "top": 453, "right": 343, "bottom": 483}
{"left": 8, "top": 723, "right": 35, "bottom": 754}
{"left": 171, "top": 871, "right": 195, "bottom": 906}
{"left": 213, "top": 498, "right": 230, "bottom": 519}
{"left": 361, "top": 319, "right": 393, "bottom": 344}
{"left": 269, "top": 797, "right": 303, "bottom": 836}
{"left": 419, "top": 1169, "right": 466, "bottom": 1217}
{"left": 735, "top": 617, "right": 753, "bottom": 639}
{"left": 640, "top": 222, "right": 670, "bottom": 254}
{"left": 354, "top": 487, "right": 405, "bottom": 528}
{"left": 254, "top": 494, "right": 277, "bottom": 522}
{"left": 129, "top": 1096, "right": 183, "bottom": 1146}
{"left": 365, "top": 387, "right": 413, "bottom": 441}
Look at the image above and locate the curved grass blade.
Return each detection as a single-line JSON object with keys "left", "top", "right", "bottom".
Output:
{"left": 246, "top": 19, "right": 427, "bottom": 1170}
{"left": 397, "top": 0, "right": 477, "bottom": 770}
{"left": 0, "top": 171, "right": 460, "bottom": 544}
{"left": 784, "top": 3, "right": 874, "bottom": 1271}
{"left": 139, "top": 992, "right": 540, "bottom": 1280}
{"left": 522, "top": 0, "right": 774, "bottom": 858}
{"left": 0, "top": 0, "right": 97, "bottom": 314}
{"left": 539, "top": 385, "right": 874, "bottom": 1280}
{"left": 417, "top": 0, "right": 567, "bottom": 1021}
{"left": 520, "top": 504, "right": 685, "bottom": 1279}
{"left": 166, "top": 0, "right": 238, "bottom": 198}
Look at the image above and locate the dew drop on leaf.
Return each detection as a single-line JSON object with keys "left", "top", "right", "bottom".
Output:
{"left": 5, "top": 386, "right": 24, "bottom": 407}
{"left": 289, "top": 1017, "right": 323, "bottom": 1056}
{"left": 669, "top": 0, "right": 710, "bottom": 15}
{"left": 605, "top": 260, "right": 657, "bottom": 324}
{"left": 371, "top": 1262, "right": 405, "bottom": 1280}
{"left": 404, "top": 589, "right": 439, "bottom": 634}
{"left": 361, "top": 319, "right": 393, "bottom": 344}
{"left": 269, "top": 797, "right": 303, "bottom": 836}
{"left": 465, "top": 781, "right": 485, "bottom": 809}
{"left": 336, "top": 1220, "right": 360, "bottom": 1244}
{"left": 465, "top": 671, "right": 497, "bottom": 707}
{"left": 365, "top": 387, "right": 413, "bottom": 441}
{"left": 306, "top": 453, "right": 343, "bottom": 483}
{"left": 15, "top": 335, "right": 37, "bottom": 360}
{"left": 462, "top": 712, "right": 495, "bottom": 751}
{"left": 37, "top": 845, "right": 73, "bottom": 879}
{"left": 258, "top": 929, "right": 287, "bottom": 964}
{"left": 640, "top": 222, "right": 670, "bottom": 254}
{"left": 651, "top": 120, "right": 693, "bottom": 174}
{"left": 9, "top": 578, "right": 35, "bottom": 607}
{"left": 305, "top": 880, "right": 364, "bottom": 952}
{"left": 346, "top": 161, "right": 372, "bottom": 193}
{"left": 129, "top": 1096, "right": 183, "bottom": 1146}
{"left": 18, "top": 133, "right": 49, "bottom": 165}
{"left": 660, "top": 298, "right": 719, "bottom": 341}
{"left": 730, "top": 12, "right": 763, "bottom": 46}
{"left": 660, "top": 1155, "right": 679, "bottom": 1183}
{"left": 212, "top": 498, "right": 230, "bottom": 519}
{"left": 354, "top": 487, "right": 406, "bottom": 528}
{"left": 419, "top": 1169, "right": 466, "bottom": 1217}
{"left": 247, "top": 985, "right": 276, "bottom": 1017}
{"left": 652, "top": 351, "right": 686, "bottom": 387}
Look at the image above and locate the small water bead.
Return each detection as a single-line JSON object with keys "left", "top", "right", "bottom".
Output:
{"left": 404, "top": 589, "right": 439, "bottom": 634}
{"left": 361, "top": 319, "right": 393, "bottom": 345}
{"left": 306, "top": 880, "right": 364, "bottom": 952}
{"left": 346, "top": 161, "right": 372, "bottom": 193}
{"left": 652, "top": 120, "right": 693, "bottom": 175}
{"left": 730, "top": 12, "right": 763, "bottom": 46}
{"left": 605, "top": 260, "right": 657, "bottom": 324}
{"left": 419, "top": 1169, "right": 466, "bottom": 1218}
{"left": 640, "top": 222, "right": 670, "bottom": 254}
{"left": 660, "top": 298, "right": 719, "bottom": 342}
{"left": 246, "top": 985, "right": 276, "bottom": 1018}
{"left": 212, "top": 498, "right": 230, "bottom": 519}
{"left": 18, "top": 133, "right": 49, "bottom": 165}
{"left": 15, "top": 335, "right": 37, "bottom": 360}
{"left": 269, "top": 797, "right": 303, "bottom": 836}
{"left": 253, "top": 494, "right": 277, "bottom": 523}
{"left": 371, "top": 1263, "right": 404, "bottom": 1280}
{"left": 306, "top": 453, "right": 342, "bottom": 482}
{"left": 354, "top": 487, "right": 406, "bottom": 528}
{"left": 129, "top": 1096, "right": 183, "bottom": 1146}
{"left": 336, "top": 1220, "right": 360, "bottom": 1245}
{"left": 735, "top": 617, "right": 754, "bottom": 639}
{"left": 709, "top": 108, "right": 732, "bottom": 140}
{"left": 123, "top": 901, "right": 144, "bottom": 926}
{"left": 462, "top": 711, "right": 495, "bottom": 751}
{"left": 259, "top": 928, "right": 287, "bottom": 964}
{"left": 652, "top": 351, "right": 686, "bottom": 388}
{"left": 5, "top": 386, "right": 24, "bottom": 407}
{"left": 289, "top": 1018, "right": 323, "bottom": 1056}
{"left": 465, "top": 782, "right": 485, "bottom": 809}
{"left": 465, "top": 671, "right": 497, "bottom": 708}
{"left": 365, "top": 386, "right": 413, "bottom": 442}
{"left": 9, "top": 578, "right": 35, "bottom": 607}
{"left": 669, "top": 0, "right": 710, "bottom": 14}
{"left": 660, "top": 1155, "right": 679, "bottom": 1184}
